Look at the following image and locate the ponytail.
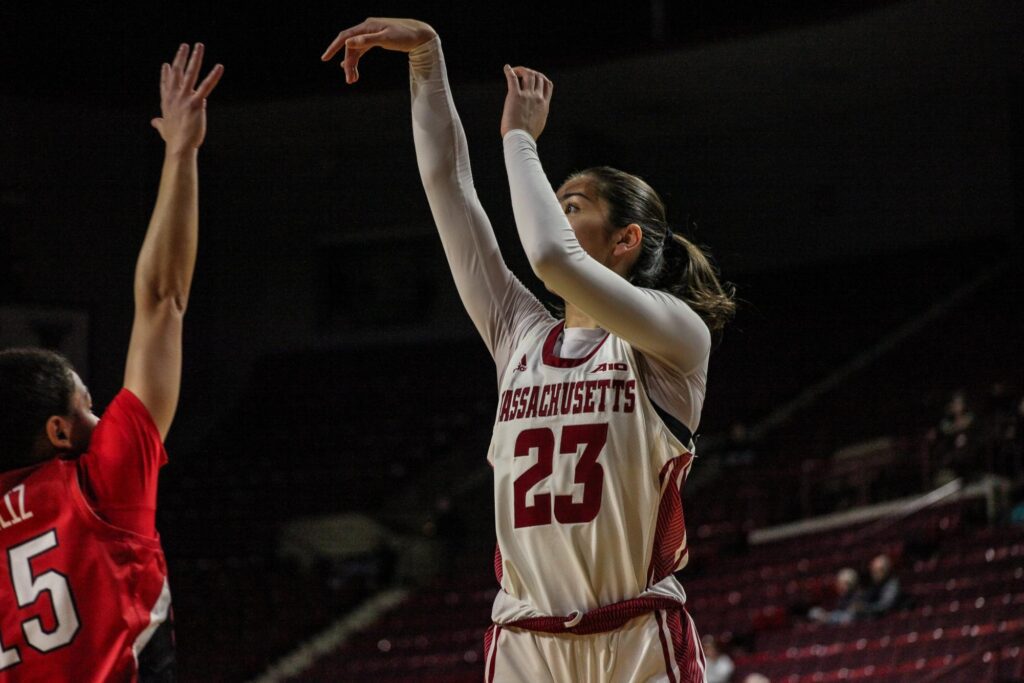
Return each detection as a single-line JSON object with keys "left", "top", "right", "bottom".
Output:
{"left": 660, "top": 230, "right": 736, "bottom": 335}
{"left": 568, "top": 167, "right": 736, "bottom": 335}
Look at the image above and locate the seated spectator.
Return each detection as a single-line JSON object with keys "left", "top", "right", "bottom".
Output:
{"left": 808, "top": 567, "right": 861, "bottom": 625}
{"left": 933, "top": 390, "right": 979, "bottom": 480}
{"left": 939, "top": 390, "right": 974, "bottom": 437}
{"left": 721, "top": 421, "right": 757, "bottom": 466}
{"left": 983, "top": 381, "right": 1017, "bottom": 419}
{"left": 994, "top": 395, "right": 1024, "bottom": 479}
{"left": 854, "top": 553, "right": 903, "bottom": 618}
{"left": 702, "top": 634, "right": 735, "bottom": 683}
{"left": 743, "top": 675, "right": 770, "bottom": 683}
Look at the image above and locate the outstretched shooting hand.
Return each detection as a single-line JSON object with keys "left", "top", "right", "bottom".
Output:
{"left": 321, "top": 17, "right": 437, "bottom": 84}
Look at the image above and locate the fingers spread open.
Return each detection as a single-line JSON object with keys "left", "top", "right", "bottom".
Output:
{"left": 195, "top": 63, "right": 224, "bottom": 99}
{"left": 183, "top": 43, "right": 204, "bottom": 90}
{"left": 171, "top": 43, "right": 188, "bottom": 70}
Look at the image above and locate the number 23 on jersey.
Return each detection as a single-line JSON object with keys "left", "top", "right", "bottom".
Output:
{"left": 513, "top": 422, "right": 607, "bottom": 529}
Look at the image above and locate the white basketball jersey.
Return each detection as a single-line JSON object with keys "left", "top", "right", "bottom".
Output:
{"left": 489, "top": 321, "right": 694, "bottom": 616}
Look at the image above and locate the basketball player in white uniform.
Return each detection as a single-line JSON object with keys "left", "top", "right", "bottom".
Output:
{"left": 323, "top": 18, "right": 735, "bottom": 683}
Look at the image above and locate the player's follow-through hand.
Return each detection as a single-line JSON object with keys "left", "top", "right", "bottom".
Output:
{"left": 151, "top": 43, "right": 223, "bottom": 154}
{"left": 501, "top": 66, "right": 553, "bottom": 141}
{"left": 321, "top": 18, "right": 438, "bottom": 84}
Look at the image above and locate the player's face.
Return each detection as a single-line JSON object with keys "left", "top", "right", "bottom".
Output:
{"left": 557, "top": 177, "right": 620, "bottom": 268}
{"left": 66, "top": 372, "right": 99, "bottom": 455}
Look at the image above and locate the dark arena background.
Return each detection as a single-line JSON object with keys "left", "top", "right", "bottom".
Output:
{"left": 2, "top": 0, "right": 1023, "bottom": 680}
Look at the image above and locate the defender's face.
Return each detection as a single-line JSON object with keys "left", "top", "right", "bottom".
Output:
{"left": 66, "top": 372, "right": 99, "bottom": 455}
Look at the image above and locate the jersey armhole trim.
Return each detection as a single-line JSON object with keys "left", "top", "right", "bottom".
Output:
{"left": 628, "top": 346, "right": 696, "bottom": 451}
{"left": 66, "top": 461, "right": 163, "bottom": 549}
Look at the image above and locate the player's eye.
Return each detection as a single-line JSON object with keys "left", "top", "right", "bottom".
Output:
{"left": 563, "top": 202, "right": 579, "bottom": 215}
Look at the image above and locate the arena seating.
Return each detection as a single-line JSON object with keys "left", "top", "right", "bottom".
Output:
{"left": 155, "top": 242, "right": 1022, "bottom": 681}
{"left": 289, "top": 496, "right": 1024, "bottom": 682}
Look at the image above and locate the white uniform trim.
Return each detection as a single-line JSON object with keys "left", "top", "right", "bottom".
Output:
{"left": 132, "top": 577, "right": 171, "bottom": 663}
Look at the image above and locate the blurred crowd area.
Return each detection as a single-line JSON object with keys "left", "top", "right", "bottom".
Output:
{"left": 143, "top": 245, "right": 1024, "bottom": 682}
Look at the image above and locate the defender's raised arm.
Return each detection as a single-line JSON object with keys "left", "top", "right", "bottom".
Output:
{"left": 124, "top": 43, "right": 223, "bottom": 439}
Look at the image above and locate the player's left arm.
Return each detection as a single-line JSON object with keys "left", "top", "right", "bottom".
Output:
{"left": 124, "top": 44, "right": 223, "bottom": 440}
{"left": 500, "top": 68, "right": 710, "bottom": 373}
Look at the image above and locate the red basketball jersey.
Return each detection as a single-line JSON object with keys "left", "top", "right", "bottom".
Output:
{"left": 0, "top": 390, "right": 170, "bottom": 682}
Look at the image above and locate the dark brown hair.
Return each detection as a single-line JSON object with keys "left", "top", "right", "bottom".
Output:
{"left": 0, "top": 348, "right": 75, "bottom": 470}
{"left": 568, "top": 166, "right": 736, "bottom": 334}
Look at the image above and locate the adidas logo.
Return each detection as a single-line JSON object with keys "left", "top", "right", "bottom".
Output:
{"left": 513, "top": 355, "right": 528, "bottom": 373}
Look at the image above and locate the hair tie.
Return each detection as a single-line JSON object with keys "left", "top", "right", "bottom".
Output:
{"left": 662, "top": 227, "right": 675, "bottom": 246}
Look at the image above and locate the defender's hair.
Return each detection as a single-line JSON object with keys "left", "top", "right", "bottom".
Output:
{"left": 0, "top": 348, "right": 76, "bottom": 470}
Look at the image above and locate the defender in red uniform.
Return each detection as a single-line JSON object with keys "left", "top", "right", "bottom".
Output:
{"left": 0, "top": 44, "right": 222, "bottom": 682}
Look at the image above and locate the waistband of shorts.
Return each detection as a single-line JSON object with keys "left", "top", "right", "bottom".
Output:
{"left": 492, "top": 575, "right": 688, "bottom": 634}
{"left": 502, "top": 595, "right": 687, "bottom": 636}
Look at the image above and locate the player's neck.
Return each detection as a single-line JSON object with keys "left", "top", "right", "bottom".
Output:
{"left": 564, "top": 303, "right": 601, "bottom": 330}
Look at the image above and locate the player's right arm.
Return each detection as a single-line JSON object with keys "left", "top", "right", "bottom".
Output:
{"left": 124, "top": 44, "right": 223, "bottom": 440}
{"left": 321, "top": 19, "right": 550, "bottom": 369}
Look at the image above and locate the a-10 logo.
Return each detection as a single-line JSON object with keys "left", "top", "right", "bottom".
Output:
{"left": 590, "top": 362, "right": 627, "bottom": 373}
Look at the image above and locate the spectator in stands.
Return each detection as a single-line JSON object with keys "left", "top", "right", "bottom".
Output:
{"left": 1010, "top": 481, "right": 1024, "bottom": 525}
{"left": 933, "top": 390, "right": 978, "bottom": 481}
{"left": 721, "top": 420, "right": 757, "bottom": 466}
{"left": 854, "top": 553, "right": 902, "bottom": 618}
{"left": 983, "top": 382, "right": 1016, "bottom": 419}
{"left": 808, "top": 567, "right": 861, "bottom": 625}
{"left": 993, "top": 394, "right": 1023, "bottom": 479}
{"left": 939, "top": 390, "right": 974, "bottom": 437}
{"left": 702, "top": 634, "right": 735, "bottom": 683}
{"left": 743, "top": 675, "right": 770, "bottom": 683}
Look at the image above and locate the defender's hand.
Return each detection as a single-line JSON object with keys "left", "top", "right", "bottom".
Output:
{"left": 151, "top": 43, "right": 223, "bottom": 154}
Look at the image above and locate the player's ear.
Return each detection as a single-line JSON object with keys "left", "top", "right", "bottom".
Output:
{"left": 612, "top": 223, "right": 643, "bottom": 257}
{"left": 45, "top": 415, "right": 74, "bottom": 451}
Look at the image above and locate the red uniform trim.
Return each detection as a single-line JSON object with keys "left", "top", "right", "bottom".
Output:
{"left": 655, "top": 609, "right": 678, "bottom": 683}
{"left": 484, "top": 624, "right": 502, "bottom": 683}
{"left": 670, "top": 608, "right": 706, "bottom": 683}
{"left": 541, "top": 321, "right": 610, "bottom": 368}
{"left": 647, "top": 454, "right": 691, "bottom": 586}
{"left": 494, "top": 543, "right": 503, "bottom": 584}
{"left": 501, "top": 595, "right": 683, "bottom": 636}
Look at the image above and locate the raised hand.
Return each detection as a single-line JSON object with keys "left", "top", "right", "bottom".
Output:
{"left": 150, "top": 43, "right": 224, "bottom": 154}
{"left": 501, "top": 66, "right": 553, "bottom": 140}
{"left": 321, "top": 17, "right": 437, "bottom": 84}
